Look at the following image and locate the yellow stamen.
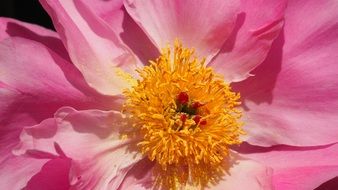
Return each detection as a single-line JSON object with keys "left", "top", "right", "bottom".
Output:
{"left": 114, "top": 67, "right": 137, "bottom": 86}
{"left": 123, "top": 40, "right": 244, "bottom": 189}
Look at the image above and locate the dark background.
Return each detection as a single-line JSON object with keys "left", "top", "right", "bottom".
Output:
{"left": 0, "top": 0, "right": 53, "bottom": 29}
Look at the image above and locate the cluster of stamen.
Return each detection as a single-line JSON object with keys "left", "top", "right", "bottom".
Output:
{"left": 123, "top": 41, "right": 244, "bottom": 189}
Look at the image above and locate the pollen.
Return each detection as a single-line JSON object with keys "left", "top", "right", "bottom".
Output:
{"left": 123, "top": 41, "right": 244, "bottom": 189}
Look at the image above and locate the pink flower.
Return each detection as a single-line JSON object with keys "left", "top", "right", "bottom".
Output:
{"left": 1, "top": 0, "right": 338, "bottom": 189}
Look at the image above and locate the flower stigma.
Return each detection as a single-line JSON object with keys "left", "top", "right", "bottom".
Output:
{"left": 123, "top": 41, "right": 244, "bottom": 189}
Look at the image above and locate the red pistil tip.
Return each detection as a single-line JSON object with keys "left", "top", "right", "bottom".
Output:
{"left": 177, "top": 92, "right": 189, "bottom": 104}
{"left": 200, "top": 120, "right": 207, "bottom": 125}
{"left": 180, "top": 114, "right": 187, "bottom": 123}
{"left": 193, "top": 115, "right": 201, "bottom": 124}
{"left": 191, "top": 101, "right": 203, "bottom": 109}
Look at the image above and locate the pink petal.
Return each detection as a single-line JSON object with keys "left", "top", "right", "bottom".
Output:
{"left": 0, "top": 17, "right": 58, "bottom": 42}
{"left": 117, "top": 158, "right": 154, "bottom": 190}
{"left": 0, "top": 37, "right": 118, "bottom": 188}
{"left": 0, "top": 17, "right": 69, "bottom": 63}
{"left": 24, "top": 157, "right": 72, "bottom": 190}
{"left": 0, "top": 37, "right": 117, "bottom": 151}
{"left": 117, "top": 153, "right": 273, "bottom": 190}
{"left": 239, "top": 143, "right": 338, "bottom": 190}
{"left": 81, "top": 0, "right": 159, "bottom": 64}
{"left": 15, "top": 107, "right": 142, "bottom": 189}
{"left": 124, "top": 0, "right": 240, "bottom": 61}
{"left": 40, "top": 0, "right": 141, "bottom": 95}
{"left": 210, "top": 154, "right": 273, "bottom": 190}
{"left": 0, "top": 156, "right": 47, "bottom": 189}
{"left": 209, "top": 0, "right": 287, "bottom": 82}
{"left": 233, "top": 0, "right": 338, "bottom": 146}
{"left": 274, "top": 167, "right": 338, "bottom": 190}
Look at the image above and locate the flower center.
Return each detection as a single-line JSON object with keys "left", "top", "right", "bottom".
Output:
{"left": 123, "top": 41, "right": 244, "bottom": 189}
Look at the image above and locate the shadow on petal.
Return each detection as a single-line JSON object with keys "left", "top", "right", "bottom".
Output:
{"left": 120, "top": 7, "right": 160, "bottom": 65}
{"left": 24, "top": 157, "right": 72, "bottom": 190}
{"left": 315, "top": 177, "right": 338, "bottom": 190}
{"left": 232, "top": 28, "right": 285, "bottom": 109}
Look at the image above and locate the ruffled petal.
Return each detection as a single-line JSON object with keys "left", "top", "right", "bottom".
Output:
{"left": 209, "top": 0, "right": 287, "bottom": 82}
{"left": 40, "top": 0, "right": 141, "bottom": 95}
{"left": 15, "top": 107, "right": 142, "bottom": 189}
{"left": 234, "top": 0, "right": 338, "bottom": 146}
{"left": 124, "top": 0, "right": 239, "bottom": 61}
{"left": 238, "top": 143, "right": 338, "bottom": 190}
{"left": 81, "top": 0, "right": 159, "bottom": 64}
{"left": 0, "top": 36, "right": 117, "bottom": 176}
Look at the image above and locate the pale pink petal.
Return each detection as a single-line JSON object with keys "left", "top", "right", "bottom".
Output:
{"left": 81, "top": 0, "right": 159, "bottom": 64}
{"left": 239, "top": 143, "right": 338, "bottom": 190}
{"left": 210, "top": 154, "right": 273, "bottom": 190}
{"left": 15, "top": 107, "right": 142, "bottom": 189}
{"left": 40, "top": 0, "right": 141, "bottom": 95}
{"left": 117, "top": 153, "right": 273, "bottom": 190}
{"left": 209, "top": 0, "right": 286, "bottom": 82}
{"left": 81, "top": 0, "right": 123, "bottom": 20}
{"left": 234, "top": 0, "right": 338, "bottom": 146}
{"left": 124, "top": 0, "right": 239, "bottom": 61}
{"left": 117, "top": 158, "right": 154, "bottom": 190}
